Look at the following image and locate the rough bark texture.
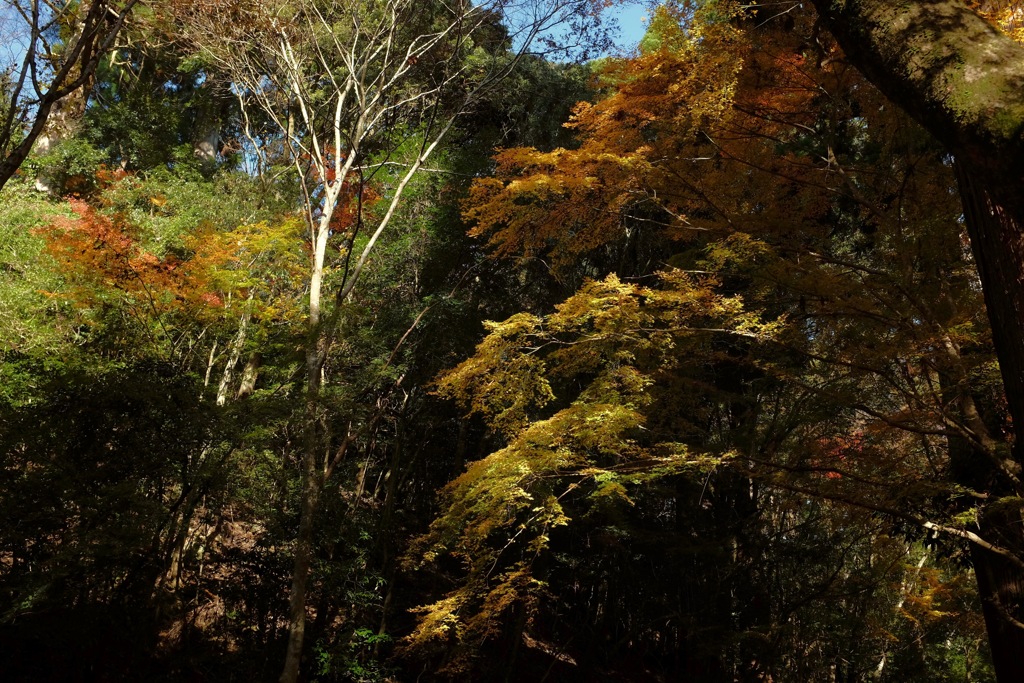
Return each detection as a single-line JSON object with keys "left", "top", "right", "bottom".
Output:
{"left": 953, "top": 161, "right": 1024, "bottom": 455}
{"left": 971, "top": 510, "right": 1024, "bottom": 681}
{"left": 809, "top": 0, "right": 1024, "bottom": 158}
{"left": 954, "top": 160, "right": 1024, "bottom": 682}
{"left": 808, "top": 2, "right": 1024, "bottom": 679}
{"left": 809, "top": 0, "right": 1024, "bottom": 441}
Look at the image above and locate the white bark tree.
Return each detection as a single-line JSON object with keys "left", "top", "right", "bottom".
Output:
{"left": 173, "top": 0, "right": 608, "bottom": 679}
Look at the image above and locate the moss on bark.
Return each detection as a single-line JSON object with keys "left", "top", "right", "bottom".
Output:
{"left": 812, "top": 0, "right": 1024, "bottom": 169}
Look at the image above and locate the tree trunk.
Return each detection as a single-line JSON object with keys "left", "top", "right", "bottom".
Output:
{"left": 0, "top": 0, "right": 139, "bottom": 192}
{"left": 972, "top": 524, "right": 1024, "bottom": 682}
{"left": 279, "top": 456, "right": 321, "bottom": 683}
{"left": 280, "top": 405, "right": 324, "bottom": 683}
{"left": 807, "top": 2, "right": 1024, "bottom": 446}
{"left": 955, "top": 166, "right": 1024, "bottom": 680}
{"left": 807, "top": 2, "right": 1024, "bottom": 678}
{"left": 236, "top": 352, "right": 261, "bottom": 400}
{"left": 954, "top": 165, "right": 1024, "bottom": 455}
{"left": 217, "top": 311, "right": 250, "bottom": 406}
{"left": 33, "top": 85, "right": 89, "bottom": 193}
{"left": 280, "top": 345, "right": 328, "bottom": 683}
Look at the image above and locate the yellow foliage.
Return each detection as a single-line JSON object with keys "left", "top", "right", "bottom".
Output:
{"left": 415, "top": 263, "right": 779, "bottom": 662}
{"left": 411, "top": 0, "right": 974, "bottom": 668}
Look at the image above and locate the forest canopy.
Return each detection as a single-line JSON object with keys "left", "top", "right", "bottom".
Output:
{"left": 2, "top": 0, "right": 1023, "bottom": 681}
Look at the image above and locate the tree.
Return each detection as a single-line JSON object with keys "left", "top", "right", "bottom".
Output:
{"left": 407, "top": 2, "right": 1003, "bottom": 678}
{"left": 0, "top": 0, "right": 139, "bottom": 190}
{"left": 804, "top": 1, "right": 1024, "bottom": 679}
{"left": 170, "top": 1, "right": 610, "bottom": 679}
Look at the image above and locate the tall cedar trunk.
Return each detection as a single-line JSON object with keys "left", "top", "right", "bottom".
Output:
{"left": 805, "top": 2, "right": 1024, "bottom": 679}
{"left": 971, "top": 519, "right": 1024, "bottom": 681}
{"left": 955, "top": 166, "right": 1024, "bottom": 680}
{"left": 954, "top": 165, "right": 1024, "bottom": 455}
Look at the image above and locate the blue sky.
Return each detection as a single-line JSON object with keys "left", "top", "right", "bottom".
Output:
{"left": 611, "top": 2, "right": 652, "bottom": 52}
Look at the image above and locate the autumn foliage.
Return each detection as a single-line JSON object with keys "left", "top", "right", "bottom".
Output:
{"left": 1, "top": 0, "right": 1012, "bottom": 680}
{"left": 404, "top": 1, "right": 1000, "bottom": 674}
{"left": 35, "top": 177, "right": 309, "bottom": 359}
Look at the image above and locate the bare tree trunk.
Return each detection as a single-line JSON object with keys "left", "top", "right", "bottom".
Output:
{"left": 280, "top": 346, "right": 326, "bottom": 683}
{"left": 236, "top": 352, "right": 261, "bottom": 400}
{"left": 171, "top": 3, "right": 595, "bottom": 679}
{"left": 278, "top": 475, "right": 317, "bottom": 683}
{"left": 217, "top": 312, "right": 250, "bottom": 406}
{"left": 955, "top": 164, "right": 1024, "bottom": 681}
{"left": 280, "top": 451, "right": 321, "bottom": 683}
{"left": 954, "top": 165, "right": 1024, "bottom": 456}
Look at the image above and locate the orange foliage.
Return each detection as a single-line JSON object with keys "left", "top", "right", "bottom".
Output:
{"left": 328, "top": 179, "right": 380, "bottom": 237}
{"left": 459, "top": 0, "right": 992, "bottom": 513}
{"left": 36, "top": 197, "right": 307, "bottom": 335}
{"left": 305, "top": 146, "right": 382, "bottom": 237}
{"left": 37, "top": 200, "right": 201, "bottom": 314}
{"left": 970, "top": 0, "right": 1024, "bottom": 41}
{"left": 464, "top": 6, "right": 748, "bottom": 268}
{"left": 463, "top": 1, "right": 843, "bottom": 271}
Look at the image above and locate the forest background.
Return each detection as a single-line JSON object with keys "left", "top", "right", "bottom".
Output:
{"left": 1, "top": 0, "right": 1023, "bottom": 681}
